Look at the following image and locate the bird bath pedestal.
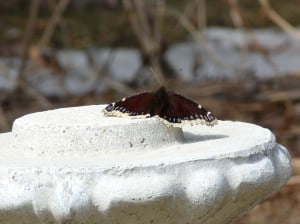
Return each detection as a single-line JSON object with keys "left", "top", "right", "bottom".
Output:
{"left": 0, "top": 105, "right": 291, "bottom": 224}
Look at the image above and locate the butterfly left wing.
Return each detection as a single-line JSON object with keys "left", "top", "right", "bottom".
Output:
{"left": 103, "top": 92, "right": 155, "bottom": 118}
{"left": 159, "top": 92, "right": 217, "bottom": 127}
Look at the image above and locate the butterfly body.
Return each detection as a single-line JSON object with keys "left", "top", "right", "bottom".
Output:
{"left": 103, "top": 87, "right": 217, "bottom": 127}
{"left": 149, "top": 87, "right": 170, "bottom": 116}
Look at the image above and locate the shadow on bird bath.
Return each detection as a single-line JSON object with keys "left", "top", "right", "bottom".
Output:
{"left": 183, "top": 132, "right": 228, "bottom": 143}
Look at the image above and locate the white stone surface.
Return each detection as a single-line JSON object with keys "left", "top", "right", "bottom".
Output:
{"left": 11, "top": 106, "right": 183, "bottom": 158}
{"left": 63, "top": 69, "right": 96, "bottom": 96}
{"left": 165, "top": 27, "right": 300, "bottom": 81}
{"left": 57, "top": 50, "right": 89, "bottom": 71}
{"left": 88, "top": 48, "right": 111, "bottom": 71}
{"left": 164, "top": 42, "right": 196, "bottom": 81}
{"left": 26, "top": 68, "right": 67, "bottom": 98}
{"left": 0, "top": 57, "right": 19, "bottom": 94}
{"left": 26, "top": 50, "right": 97, "bottom": 97}
{"left": 108, "top": 49, "right": 142, "bottom": 82}
{"left": 57, "top": 50, "right": 97, "bottom": 96}
{"left": 0, "top": 105, "right": 292, "bottom": 224}
{"left": 205, "top": 27, "right": 289, "bottom": 50}
{"left": 87, "top": 48, "right": 111, "bottom": 94}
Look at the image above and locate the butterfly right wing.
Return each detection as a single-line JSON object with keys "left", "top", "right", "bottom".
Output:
{"left": 103, "top": 92, "right": 155, "bottom": 118}
{"left": 159, "top": 92, "right": 217, "bottom": 127}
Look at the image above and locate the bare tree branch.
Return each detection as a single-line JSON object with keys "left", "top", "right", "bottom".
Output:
{"left": 195, "top": 0, "right": 206, "bottom": 30}
{"left": 123, "top": 0, "right": 151, "bottom": 54}
{"left": 86, "top": 49, "right": 135, "bottom": 96}
{"left": 18, "top": 0, "right": 41, "bottom": 81}
{"left": 226, "top": 0, "right": 279, "bottom": 74}
{"left": 227, "top": 0, "right": 244, "bottom": 29}
{"left": 16, "top": 0, "right": 53, "bottom": 109}
{"left": 165, "top": 7, "right": 234, "bottom": 72}
{"left": 38, "top": 0, "right": 71, "bottom": 49}
{"left": 134, "top": 0, "right": 151, "bottom": 38}
{"left": 122, "top": 0, "right": 165, "bottom": 84}
{"left": 259, "top": 0, "right": 300, "bottom": 41}
{"left": 153, "top": 0, "right": 165, "bottom": 43}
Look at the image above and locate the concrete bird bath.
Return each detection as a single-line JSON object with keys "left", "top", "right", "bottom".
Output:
{"left": 0, "top": 105, "right": 291, "bottom": 223}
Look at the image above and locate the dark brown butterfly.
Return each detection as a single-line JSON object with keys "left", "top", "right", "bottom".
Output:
{"left": 102, "top": 86, "right": 217, "bottom": 127}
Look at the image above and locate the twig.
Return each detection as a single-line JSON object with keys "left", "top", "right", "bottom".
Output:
{"left": 103, "top": 77, "right": 136, "bottom": 96}
{"left": 226, "top": 0, "right": 248, "bottom": 55}
{"left": 17, "top": 0, "right": 41, "bottom": 81}
{"left": 122, "top": 0, "right": 165, "bottom": 84}
{"left": 86, "top": 49, "right": 135, "bottom": 96}
{"left": 226, "top": 0, "right": 244, "bottom": 29}
{"left": 123, "top": 0, "right": 153, "bottom": 55}
{"left": 292, "top": 158, "right": 300, "bottom": 176}
{"left": 227, "top": 0, "right": 279, "bottom": 75}
{"left": 195, "top": 0, "right": 206, "bottom": 30}
{"left": 19, "top": 81, "right": 52, "bottom": 109}
{"left": 257, "top": 89, "right": 300, "bottom": 102}
{"left": 149, "top": 63, "right": 164, "bottom": 86}
{"left": 134, "top": 0, "right": 151, "bottom": 38}
{"left": 287, "top": 175, "right": 300, "bottom": 185}
{"left": 259, "top": 0, "right": 300, "bottom": 41}
{"left": 16, "top": 0, "right": 53, "bottom": 110}
{"left": 166, "top": 8, "right": 198, "bottom": 35}
{"left": 165, "top": 7, "right": 234, "bottom": 73}
{"left": 226, "top": 0, "right": 262, "bottom": 75}
{"left": 38, "top": 0, "right": 71, "bottom": 49}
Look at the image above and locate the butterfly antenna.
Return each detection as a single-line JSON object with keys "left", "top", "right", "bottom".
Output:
{"left": 149, "top": 66, "right": 165, "bottom": 87}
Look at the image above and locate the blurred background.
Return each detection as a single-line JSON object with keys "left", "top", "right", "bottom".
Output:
{"left": 0, "top": 0, "right": 299, "bottom": 223}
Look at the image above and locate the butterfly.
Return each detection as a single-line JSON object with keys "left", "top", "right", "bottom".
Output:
{"left": 102, "top": 86, "right": 217, "bottom": 127}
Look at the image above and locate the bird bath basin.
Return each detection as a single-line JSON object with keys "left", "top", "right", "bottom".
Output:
{"left": 0, "top": 105, "right": 291, "bottom": 223}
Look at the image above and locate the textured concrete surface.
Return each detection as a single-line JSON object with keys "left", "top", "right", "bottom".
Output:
{"left": 11, "top": 106, "right": 183, "bottom": 159}
{"left": 0, "top": 105, "right": 292, "bottom": 224}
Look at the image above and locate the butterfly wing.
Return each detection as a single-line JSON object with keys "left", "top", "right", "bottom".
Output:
{"left": 159, "top": 92, "right": 217, "bottom": 127}
{"left": 103, "top": 92, "right": 155, "bottom": 118}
